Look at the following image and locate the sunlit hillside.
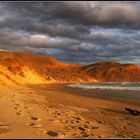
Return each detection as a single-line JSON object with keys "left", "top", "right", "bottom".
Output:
{"left": 0, "top": 51, "right": 140, "bottom": 86}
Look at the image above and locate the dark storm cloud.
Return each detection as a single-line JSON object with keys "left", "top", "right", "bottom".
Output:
{"left": 0, "top": 31, "right": 28, "bottom": 47}
{"left": 1, "top": 2, "right": 140, "bottom": 31}
{"left": 41, "top": 1, "right": 140, "bottom": 28}
{"left": 0, "top": 1, "right": 140, "bottom": 65}
{"left": 0, "top": 18, "right": 90, "bottom": 40}
{"left": 0, "top": 30, "right": 80, "bottom": 49}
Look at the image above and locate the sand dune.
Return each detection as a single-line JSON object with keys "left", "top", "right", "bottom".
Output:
{"left": 81, "top": 61, "right": 140, "bottom": 82}
{"left": 0, "top": 51, "right": 96, "bottom": 85}
{"left": 0, "top": 51, "right": 140, "bottom": 86}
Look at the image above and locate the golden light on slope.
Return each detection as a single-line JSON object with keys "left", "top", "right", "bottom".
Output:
{"left": 0, "top": 51, "right": 139, "bottom": 87}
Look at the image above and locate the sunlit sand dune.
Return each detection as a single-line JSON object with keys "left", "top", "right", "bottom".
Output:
{"left": 0, "top": 51, "right": 140, "bottom": 86}
{"left": 0, "top": 51, "right": 97, "bottom": 85}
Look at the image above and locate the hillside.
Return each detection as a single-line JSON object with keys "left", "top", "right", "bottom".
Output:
{"left": 0, "top": 51, "right": 140, "bottom": 86}
{"left": 0, "top": 51, "right": 95, "bottom": 86}
{"left": 81, "top": 61, "right": 140, "bottom": 82}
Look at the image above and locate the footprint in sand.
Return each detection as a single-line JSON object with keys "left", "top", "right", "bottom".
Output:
{"left": 30, "top": 116, "right": 38, "bottom": 121}
{"left": 13, "top": 106, "right": 20, "bottom": 115}
{"left": 27, "top": 122, "right": 45, "bottom": 133}
{"left": 26, "top": 115, "right": 50, "bottom": 134}
{"left": 33, "top": 124, "right": 44, "bottom": 130}
{"left": 46, "top": 130, "right": 58, "bottom": 137}
{"left": 11, "top": 99, "right": 15, "bottom": 102}
{"left": 16, "top": 110, "right": 22, "bottom": 115}
{"left": 16, "top": 112, "right": 20, "bottom": 115}
{"left": 27, "top": 116, "right": 43, "bottom": 127}
{"left": 27, "top": 122, "right": 36, "bottom": 127}
{"left": 15, "top": 103, "right": 20, "bottom": 106}
{"left": 14, "top": 107, "right": 18, "bottom": 110}
{"left": 23, "top": 106, "right": 28, "bottom": 109}
{"left": 0, "top": 123, "right": 11, "bottom": 135}
{"left": 116, "top": 133, "right": 125, "bottom": 138}
{"left": 29, "top": 116, "right": 42, "bottom": 122}
{"left": 14, "top": 107, "right": 24, "bottom": 116}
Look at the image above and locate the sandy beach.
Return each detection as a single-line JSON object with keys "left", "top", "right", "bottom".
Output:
{"left": 0, "top": 84, "right": 140, "bottom": 138}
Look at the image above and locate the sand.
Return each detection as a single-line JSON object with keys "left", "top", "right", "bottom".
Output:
{"left": 0, "top": 84, "right": 140, "bottom": 138}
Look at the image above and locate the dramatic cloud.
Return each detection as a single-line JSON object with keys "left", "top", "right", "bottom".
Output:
{"left": 0, "top": 1, "right": 140, "bottom": 65}
{"left": 46, "top": 1, "right": 140, "bottom": 28}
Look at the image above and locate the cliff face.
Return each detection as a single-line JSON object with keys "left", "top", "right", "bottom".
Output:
{"left": 0, "top": 51, "right": 140, "bottom": 86}
{"left": 81, "top": 62, "right": 140, "bottom": 82}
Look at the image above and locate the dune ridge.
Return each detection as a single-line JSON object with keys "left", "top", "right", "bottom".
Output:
{"left": 0, "top": 51, "right": 140, "bottom": 86}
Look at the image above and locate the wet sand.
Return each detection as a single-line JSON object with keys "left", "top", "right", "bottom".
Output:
{"left": 0, "top": 84, "right": 140, "bottom": 138}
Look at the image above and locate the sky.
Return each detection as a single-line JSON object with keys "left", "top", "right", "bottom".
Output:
{"left": 0, "top": 1, "right": 140, "bottom": 65}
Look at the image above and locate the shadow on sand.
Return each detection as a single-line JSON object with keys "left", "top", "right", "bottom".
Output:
{"left": 101, "top": 108, "right": 131, "bottom": 116}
